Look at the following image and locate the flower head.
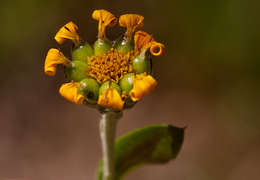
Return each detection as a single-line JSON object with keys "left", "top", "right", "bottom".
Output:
{"left": 44, "top": 10, "right": 165, "bottom": 111}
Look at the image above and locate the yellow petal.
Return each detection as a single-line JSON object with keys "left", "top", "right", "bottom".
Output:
{"left": 97, "top": 88, "right": 124, "bottom": 110}
{"left": 92, "top": 9, "right": 117, "bottom": 39}
{"left": 119, "top": 14, "right": 144, "bottom": 40}
{"left": 44, "top": 48, "right": 69, "bottom": 76}
{"left": 92, "top": 9, "right": 117, "bottom": 26}
{"left": 134, "top": 30, "right": 165, "bottom": 56}
{"left": 134, "top": 30, "right": 154, "bottom": 52}
{"left": 59, "top": 82, "right": 85, "bottom": 105}
{"left": 54, "top": 21, "right": 80, "bottom": 45}
{"left": 129, "top": 74, "right": 157, "bottom": 102}
{"left": 150, "top": 42, "right": 165, "bottom": 56}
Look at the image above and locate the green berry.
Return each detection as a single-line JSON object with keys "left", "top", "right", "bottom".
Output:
{"left": 119, "top": 73, "right": 134, "bottom": 95}
{"left": 94, "top": 39, "right": 112, "bottom": 56}
{"left": 99, "top": 81, "right": 121, "bottom": 95}
{"left": 64, "top": 61, "right": 88, "bottom": 82}
{"left": 78, "top": 78, "right": 100, "bottom": 104}
{"left": 115, "top": 39, "right": 134, "bottom": 54}
{"left": 72, "top": 42, "right": 94, "bottom": 63}
{"left": 132, "top": 50, "right": 151, "bottom": 74}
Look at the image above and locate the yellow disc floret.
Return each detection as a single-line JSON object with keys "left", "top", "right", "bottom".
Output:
{"left": 88, "top": 48, "right": 134, "bottom": 83}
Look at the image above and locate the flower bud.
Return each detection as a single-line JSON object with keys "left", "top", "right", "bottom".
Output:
{"left": 115, "top": 39, "right": 134, "bottom": 54}
{"left": 94, "top": 39, "right": 112, "bottom": 56}
{"left": 132, "top": 50, "right": 151, "bottom": 74}
{"left": 72, "top": 42, "right": 94, "bottom": 62}
{"left": 99, "top": 81, "right": 121, "bottom": 95}
{"left": 119, "top": 73, "right": 134, "bottom": 95}
{"left": 65, "top": 61, "right": 89, "bottom": 82}
{"left": 78, "top": 78, "right": 100, "bottom": 104}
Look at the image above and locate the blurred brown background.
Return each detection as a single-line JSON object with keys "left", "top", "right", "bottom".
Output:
{"left": 0, "top": 0, "right": 259, "bottom": 179}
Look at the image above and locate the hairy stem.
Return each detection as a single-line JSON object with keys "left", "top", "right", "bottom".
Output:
{"left": 100, "top": 111, "right": 122, "bottom": 180}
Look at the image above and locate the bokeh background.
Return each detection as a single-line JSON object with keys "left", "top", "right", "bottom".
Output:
{"left": 0, "top": 0, "right": 259, "bottom": 179}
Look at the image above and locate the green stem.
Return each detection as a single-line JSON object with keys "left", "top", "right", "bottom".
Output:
{"left": 100, "top": 111, "right": 122, "bottom": 180}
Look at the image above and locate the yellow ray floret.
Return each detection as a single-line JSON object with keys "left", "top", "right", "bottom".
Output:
{"left": 44, "top": 48, "right": 70, "bottom": 76}
{"left": 92, "top": 9, "right": 117, "bottom": 40}
{"left": 134, "top": 30, "right": 165, "bottom": 56}
{"left": 59, "top": 82, "right": 85, "bottom": 105}
{"left": 119, "top": 14, "right": 144, "bottom": 40}
{"left": 88, "top": 49, "right": 134, "bottom": 83}
{"left": 98, "top": 88, "right": 124, "bottom": 110}
{"left": 150, "top": 42, "right": 165, "bottom": 56}
{"left": 129, "top": 74, "right": 157, "bottom": 102}
{"left": 134, "top": 30, "right": 154, "bottom": 52}
{"left": 54, "top": 21, "right": 80, "bottom": 45}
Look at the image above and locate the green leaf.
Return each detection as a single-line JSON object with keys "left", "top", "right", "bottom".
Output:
{"left": 97, "top": 124, "right": 184, "bottom": 180}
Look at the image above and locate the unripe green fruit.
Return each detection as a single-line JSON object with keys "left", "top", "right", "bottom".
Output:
{"left": 94, "top": 39, "right": 112, "bottom": 56}
{"left": 115, "top": 39, "right": 134, "bottom": 54}
{"left": 72, "top": 42, "right": 94, "bottom": 63}
{"left": 65, "top": 61, "right": 88, "bottom": 82}
{"left": 119, "top": 73, "right": 134, "bottom": 95}
{"left": 78, "top": 78, "right": 100, "bottom": 104}
{"left": 99, "top": 81, "right": 121, "bottom": 95}
{"left": 132, "top": 50, "right": 151, "bottom": 74}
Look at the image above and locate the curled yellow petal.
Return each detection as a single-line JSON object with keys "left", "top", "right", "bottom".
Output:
{"left": 97, "top": 88, "right": 124, "bottom": 110}
{"left": 119, "top": 14, "right": 144, "bottom": 40}
{"left": 150, "top": 42, "right": 165, "bottom": 56}
{"left": 92, "top": 9, "right": 117, "bottom": 39}
{"left": 44, "top": 48, "right": 70, "bottom": 76}
{"left": 59, "top": 82, "right": 85, "bottom": 105}
{"left": 134, "top": 30, "right": 165, "bottom": 56}
{"left": 129, "top": 74, "right": 157, "bottom": 102}
{"left": 54, "top": 21, "right": 80, "bottom": 45}
{"left": 134, "top": 30, "right": 154, "bottom": 52}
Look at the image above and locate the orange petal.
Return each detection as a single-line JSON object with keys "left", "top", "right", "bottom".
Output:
{"left": 119, "top": 14, "right": 144, "bottom": 40}
{"left": 134, "top": 30, "right": 165, "bottom": 56}
{"left": 129, "top": 74, "right": 157, "bottom": 102}
{"left": 134, "top": 30, "right": 154, "bottom": 52}
{"left": 44, "top": 48, "right": 69, "bottom": 76}
{"left": 54, "top": 21, "right": 80, "bottom": 45}
{"left": 59, "top": 82, "right": 85, "bottom": 105}
{"left": 97, "top": 88, "right": 124, "bottom": 110}
{"left": 92, "top": 9, "right": 117, "bottom": 26}
{"left": 92, "top": 9, "right": 117, "bottom": 39}
{"left": 150, "top": 42, "right": 165, "bottom": 56}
